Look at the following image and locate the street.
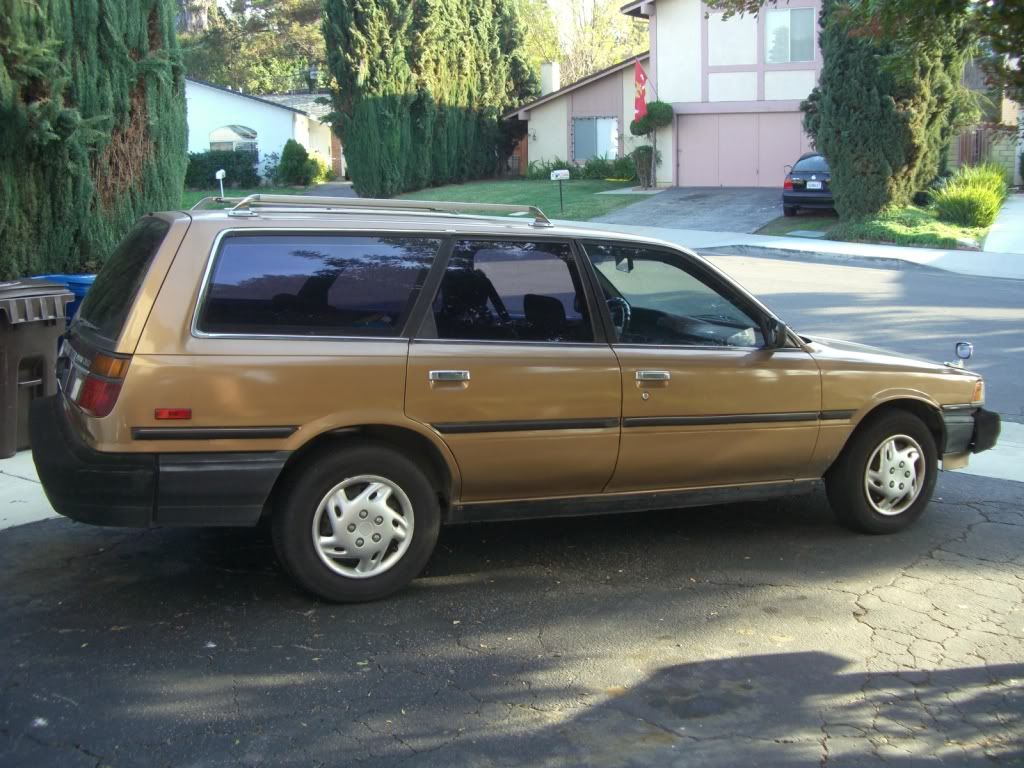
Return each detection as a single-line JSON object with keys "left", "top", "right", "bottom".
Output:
{"left": 2, "top": 255, "right": 1022, "bottom": 767}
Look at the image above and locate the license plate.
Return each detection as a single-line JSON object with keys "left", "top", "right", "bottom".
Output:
{"left": 807, "top": 181, "right": 822, "bottom": 190}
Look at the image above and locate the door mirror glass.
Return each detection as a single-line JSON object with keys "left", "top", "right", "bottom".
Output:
{"left": 763, "top": 318, "right": 789, "bottom": 349}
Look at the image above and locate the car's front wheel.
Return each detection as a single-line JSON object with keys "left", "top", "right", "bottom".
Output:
{"left": 825, "top": 411, "right": 937, "bottom": 534}
{"left": 272, "top": 443, "right": 440, "bottom": 601}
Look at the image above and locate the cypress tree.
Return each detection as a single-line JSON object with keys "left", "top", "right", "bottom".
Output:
{"left": 323, "top": 0, "right": 537, "bottom": 197}
{"left": 802, "top": 0, "right": 973, "bottom": 220}
{"left": 0, "top": 0, "right": 186, "bottom": 279}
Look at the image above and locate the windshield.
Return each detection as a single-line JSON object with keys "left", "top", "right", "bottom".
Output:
{"left": 793, "top": 155, "right": 829, "bottom": 173}
{"left": 74, "top": 217, "right": 170, "bottom": 343}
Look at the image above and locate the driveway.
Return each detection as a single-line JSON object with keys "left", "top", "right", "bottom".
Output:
{"left": 1, "top": 474, "right": 1022, "bottom": 767}
{"left": 590, "top": 187, "right": 782, "bottom": 233}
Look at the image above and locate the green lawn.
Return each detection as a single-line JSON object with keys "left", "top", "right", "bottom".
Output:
{"left": 400, "top": 179, "right": 637, "bottom": 221}
{"left": 181, "top": 186, "right": 307, "bottom": 209}
{"left": 757, "top": 206, "right": 987, "bottom": 250}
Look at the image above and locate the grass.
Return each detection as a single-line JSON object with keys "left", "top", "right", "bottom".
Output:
{"left": 756, "top": 206, "right": 988, "bottom": 250}
{"left": 180, "top": 186, "right": 307, "bottom": 209}
{"left": 399, "top": 178, "right": 637, "bottom": 221}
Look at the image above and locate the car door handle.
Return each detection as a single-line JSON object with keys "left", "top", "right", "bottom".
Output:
{"left": 429, "top": 370, "right": 471, "bottom": 382}
{"left": 635, "top": 370, "right": 671, "bottom": 381}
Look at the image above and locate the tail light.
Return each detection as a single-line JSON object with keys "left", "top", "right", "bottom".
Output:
{"left": 783, "top": 176, "right": 794, "bottom": 191}
{"left": 62, "top": 347, "right": 131, "bottom": 418}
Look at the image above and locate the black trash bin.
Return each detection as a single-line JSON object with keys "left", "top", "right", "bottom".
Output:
{"left": 0, "top": 280, "right": 73, "bottom": 458}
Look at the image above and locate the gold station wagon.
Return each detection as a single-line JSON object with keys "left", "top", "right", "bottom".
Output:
{"left": 31, "top": 196, "right": 1000, "bottom": 602}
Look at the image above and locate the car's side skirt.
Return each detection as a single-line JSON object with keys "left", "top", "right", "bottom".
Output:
{"left": 447, "top": 479, "right": 822, "bottom": 524}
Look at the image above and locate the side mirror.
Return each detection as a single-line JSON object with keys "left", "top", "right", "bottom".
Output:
{"left": 763, "top": 318, "right": 788, "bottom": 349}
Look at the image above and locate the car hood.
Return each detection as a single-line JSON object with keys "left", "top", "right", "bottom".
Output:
{"left": 801, "top": 334, "right": 978, "bottom": 378}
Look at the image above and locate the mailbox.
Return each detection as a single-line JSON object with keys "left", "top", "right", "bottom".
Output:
{"left": 550, "top": 169, "right": 570, "bottom": 181}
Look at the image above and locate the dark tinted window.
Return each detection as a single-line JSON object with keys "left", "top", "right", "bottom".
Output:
{"left": 793, "top": 154, "right": 829, "bottom": 173}
{"left": 428, "top": 240, "right": 593, "bottom": 342}
{"left": 198, "top": 234, "right": 439, "bottom": 336}
{"left": 76, "top": 217, "right": 170, "bottom": 342}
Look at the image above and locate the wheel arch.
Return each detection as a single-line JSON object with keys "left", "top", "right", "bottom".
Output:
{"left": 828, "top": 397, "right": 946, "bottom": 475}
{"left": 265, "top": 424, "right": 459, "bottom": 519}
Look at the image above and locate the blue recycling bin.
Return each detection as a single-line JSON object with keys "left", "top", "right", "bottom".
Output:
{"left": 31, "top": 274, "right": 95, "bottom": 320}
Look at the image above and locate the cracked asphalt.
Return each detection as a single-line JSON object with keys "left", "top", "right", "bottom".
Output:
{"left": 2, "top": 471, "right": 1022, "bottom": 767}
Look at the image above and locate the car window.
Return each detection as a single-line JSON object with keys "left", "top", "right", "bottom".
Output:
{"left": 586, "top": 242, "right": 764, "bottom": 348}
{"left": 197, "top": 234, "right": 439, "bottom": 336}
{"left": 75, "top": 217, "right": 170, "bottom": 343}
{"left": 793, "top": 155, "right": 829, "bottom": 173}
{"left": 425, "top": 240, "right": 593, "bottom": 342}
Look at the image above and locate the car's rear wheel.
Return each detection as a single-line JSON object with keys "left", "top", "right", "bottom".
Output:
{"left": 825, "top": 411, "right": 937, "bottom": 534}
{"left": 272, "top": 443, "right": 440, "bottom": 602}
{"left": 783, "top": 205, "right": 798, "bottom": 217}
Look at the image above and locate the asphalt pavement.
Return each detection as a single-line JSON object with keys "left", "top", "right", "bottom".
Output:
{"left": 2, "top": 255, "right": 1022, "bottom": 768}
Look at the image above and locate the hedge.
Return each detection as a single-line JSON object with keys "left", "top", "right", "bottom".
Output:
{"left": 0, "top": 0, "right": 186, "bottom": 278}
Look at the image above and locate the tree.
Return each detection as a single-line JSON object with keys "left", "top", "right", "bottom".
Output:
{"left": 707, "top": 0, "right": 1022, "bottom": 100}
{"left": 630, "top": 101, "right": 673, "bottom": 188}
{"left": 179, "top": 0, "right": 326, "bottom": 94}
{"left": 801, "top": 0, "right": 975, "bottom": 218}
{"left": 0, "top": 0, "right": 186, "bottom": 279}
{"left": 559, "top": 0, "right": 649, "bottom": 84}
{"left": 323, "top": 0, "right": 538, "bottom": 197}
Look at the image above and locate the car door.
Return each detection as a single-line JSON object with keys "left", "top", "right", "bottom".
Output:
{"left": 580, "top": 240, "right": 822, "bottom": 493}
{"left": 405, "top": 238, "right": 621, "bottom": 503}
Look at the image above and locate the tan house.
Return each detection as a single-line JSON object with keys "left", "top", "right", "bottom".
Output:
{"left": 509, "top": 0, "right": 823, "bottom": 187}
{"left": 507, "top": 55, "right": 652, "bottom": 173}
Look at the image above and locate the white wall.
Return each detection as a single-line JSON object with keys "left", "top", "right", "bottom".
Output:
{"left": 708, "top": 72, "right": 757, "bottom": 102}
{"left": 654, "top": 0, "right": 701, "bottom": 104}
{"left": 186, "top": 81, "right": 297, "bottom": 176}
{"left": 764, "top": 70, "right": 817, "bottom": 101}
{"left": 707, "top": 11, "right": 756, "bottom": 67}
{"left": 307, "top": 120, "right": 334, "bottom": 167}
{"left": 527, "top": 98, "right": 569, "bottom": 165}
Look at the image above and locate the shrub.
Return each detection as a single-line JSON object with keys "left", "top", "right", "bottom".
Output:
{"left": 930, "top": 185, "right": 1001, "bottom": 228}
{"left": 631, "top": 145, "right": 661, "bottom": 188}
{"left": 947, "top": 162, "right": 1008, "bottom": 203}
{"left": 527, "top": 158, "right": 578, "bottom": 180}
{"left": 276, "top": 139, "right": 314, "bottom": 185}
{"left": 185, "top": 150, "right": 260, "bottom": 189}
{"left": 307, "top": 154, "right": 334, "bottom": 184}
{"left": 578, "top": 157, "right": 614, "bottom": 179}
{"left": 610, "top": 155, "right": 636, "bottom": 181}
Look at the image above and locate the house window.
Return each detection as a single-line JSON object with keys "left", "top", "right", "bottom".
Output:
{"left": 764, "top": 8, "right": 815, "bottom": 64}
{"left": 572, "top": 117, "right": 618, "bottom": 161}
{"left": 208, "top": 125, "right": 259, "bottom": 154}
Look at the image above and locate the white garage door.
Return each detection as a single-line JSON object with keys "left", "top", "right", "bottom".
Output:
{"left": 676, "top": 112, "right": 812, "bottom": 187}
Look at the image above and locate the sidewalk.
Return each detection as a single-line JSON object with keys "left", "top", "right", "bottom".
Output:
{"left": 563, "top": 220, "right": 1024, "bottom": 280}
{"left": 984, "top": 193, "right": 1024, "bottom": 254}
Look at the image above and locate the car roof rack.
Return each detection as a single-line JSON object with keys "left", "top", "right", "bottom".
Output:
{"left": 191, "top": 194, "right": 553, "bottom": 228}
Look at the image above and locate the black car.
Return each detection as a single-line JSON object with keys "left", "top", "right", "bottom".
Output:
{"left": 783, "top": 153, "right": 833, "bottom": 216}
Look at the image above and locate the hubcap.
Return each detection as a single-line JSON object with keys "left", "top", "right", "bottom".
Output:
{"left": 312, "top": 475, "right": 414, "bottom": 579}
{"left": 864, "top": 434, "right": 925, "bottom": 516}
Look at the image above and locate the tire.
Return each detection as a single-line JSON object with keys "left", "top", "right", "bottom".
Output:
{"left": 272, "top": 443, "right": 441, "bottom": 602}
{"left": 783, "top": 205, "right": 798, "bottom": 217}
{"left": 825, "top": 410, "right": 938, "bottom": 534}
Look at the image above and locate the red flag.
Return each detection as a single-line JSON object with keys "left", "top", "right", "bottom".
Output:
{"left": 634, "top": 60, "right": 648, "bottom": 121}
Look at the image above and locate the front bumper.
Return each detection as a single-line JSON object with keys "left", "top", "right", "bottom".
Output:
{"left": 30, "top": 395, "right": 288, "bottom": 527}
{"left": 942, "top": 406, "right": 1000, "bottom": 456}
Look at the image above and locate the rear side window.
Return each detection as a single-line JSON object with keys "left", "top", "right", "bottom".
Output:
{"left": 197, "top": 234, "right": 439, "bottom": 336}
{"left": 76, "top": 217, "right": 170, "bottom": 342}
{"left": 793, "top": 155, "right": 829, "bottom": 172}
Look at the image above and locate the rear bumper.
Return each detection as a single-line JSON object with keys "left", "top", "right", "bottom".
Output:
{"left": 942, "top": 406, "right": 1000, "bottom": 455}
{"left": 783, "top": 193, "right": 833, "bottom": 209}
{"left": 30, "top": 395, "right": 288, "bottom": 527}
